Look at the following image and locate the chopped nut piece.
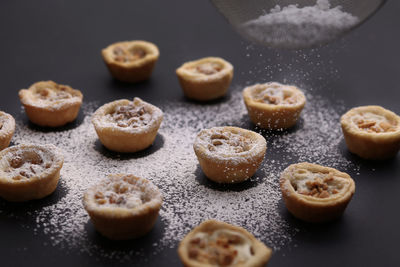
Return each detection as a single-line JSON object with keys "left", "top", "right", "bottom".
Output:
{"left": 196, "top": 63, "right": 222, "bottom": 75}
{"left": 10, "top": 156, "right": 23, "bottom": 168}
{"left": 357, "top": 121, "right": 376, "bottom": 129}
{"left": 94, "top": 191, "right": 104, "bottom": 199}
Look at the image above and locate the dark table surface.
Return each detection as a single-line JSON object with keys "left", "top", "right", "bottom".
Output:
{"left": 0, "top": 0, "right": 399, "bottom": 266}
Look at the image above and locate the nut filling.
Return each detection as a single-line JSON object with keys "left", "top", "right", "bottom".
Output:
{"left": 206, "top": 130, "right": 254, "bottom": 154}
{"left": 34, "top": 85, "right": 73, "bottom": 102}
{"left": 5, "top": 150, "right": 52, "bottom": 180}
{"left": 352, "top": 112, "right": 397, "bottom": 133}
{"left": 113, "top": 46, "right": 146, "bottom": 63}
{"left": 106, "top": 103, "right": 152, "bottom": 128}
{"left": 187, "top": 229, "right": 254, "bottom": 266}
{"left": 252, "top": 83, "right": 297, "bottom": 105}
{"left": 193, "top": 62, "right": 223, "bottom": 75}
{"left": 290, "top": 169, "right": 347, "bottom": 198}
{"left": 92, "top": 175, "right": 152, "bottom": 209}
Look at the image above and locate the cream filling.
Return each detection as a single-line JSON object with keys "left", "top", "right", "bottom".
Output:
{"left": 189, "top": 229, "right": 253, "bottom": 266}
{"left": 290, "top": 169, "right": 347, "bottom": 198}
{"left": 351, "top": 112, "right": 397, "bottom": 133}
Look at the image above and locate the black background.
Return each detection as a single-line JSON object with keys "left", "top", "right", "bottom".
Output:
{"left": 0, "top": 0, "right": 399, "bottom": 266}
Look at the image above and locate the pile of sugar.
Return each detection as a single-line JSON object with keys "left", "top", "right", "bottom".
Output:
{"left": 5, "top": 88, "right": 358, "bottom": 262}
{"left": 241, "top": 0, "right": 359, "bottom": 48}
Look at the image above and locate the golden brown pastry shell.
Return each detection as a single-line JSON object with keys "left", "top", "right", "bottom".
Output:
{"left": 92, "top": 98, "right": 163, "bottom": 153}
{"left": 176, "top": 57, "right": 233, "bottom": 101}
{"left": 83, "top": 174, "right": 162, "bottom": 240}
{"left": 242, "top": 83, "right": 306, "bottom": 130}
{"left": 0, "top": 144, "right": 64, "bottom": 202}
{"left": 0, "top": 111, "right": 15, "bottom": 150}
{"left": 178, "top": 219, "right": 272, "bottom": 267}
{"left": 102, "top": 40, "right": 159, "bottom": 83}
{"left": 18, "top": 81, "right": 83, "bottom": 127}
{"left": 280, "top": 162, "right": 355, "bottom": 223}
{"left": 193, "top": 126, "right": 266, "bottom": 183}
{"left": 341, "top": 105, "right": 400, "bottom": 160}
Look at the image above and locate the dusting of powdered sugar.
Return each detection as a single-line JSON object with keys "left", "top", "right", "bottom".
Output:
{"left": 4, "top": 87, "right": 359, "bottom": 263}
{"left": 241, "top": 0, "right": 359, "bottom": 48}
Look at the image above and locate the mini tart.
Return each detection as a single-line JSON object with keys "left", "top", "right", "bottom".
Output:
{"left": 340, "top": 105, "right": 400, "bottom": 160}
{"left": 0, "top": 144, "right": 64, "bottom": 202}
{"left": 176, "top": 57, "right": 234, "bottom": 101}
{"left": 18, "top": 81, "right": 83, "bottom": 127}
{"left": 83, "top": 173, "right": 162, "bottom": 240}
{"left": 0, "top": 111, "right": 15, "bottom": 150}
{"left": 243, "top": 82, "right": 306, "bottom": 130}
{"left": 101, "top": 40, "right": 159, "bottom": 83}
{"left": 193, "top": 126, "right": 266, "bottom": 183}
{"left": 92, "top": 97, "right": 163, "bottom": 153}
{"left": 178, "top": 220, "right": 272, "bottom": 267}
{"left": 280, "top": 162, "right": 355, "bottom": 223}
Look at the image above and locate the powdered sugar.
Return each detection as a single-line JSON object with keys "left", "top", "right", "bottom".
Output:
{"left": 241, "top": 0, "right": 359, "bottom": 48}
{"left": 3, "top": 87, "right": 358, "bottom": 262}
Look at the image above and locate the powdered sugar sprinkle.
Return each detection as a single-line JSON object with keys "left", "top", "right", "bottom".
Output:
{"left": 2, "top": 87, "right": 359, "bottom": 262}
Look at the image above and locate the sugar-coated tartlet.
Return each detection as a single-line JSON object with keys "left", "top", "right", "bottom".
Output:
{"left": 193, "top": 126, "right": 266, "bottom": 183}
{"left": 280, "top": 162, "right": 355, "bottom": 223}
{"left": 176, "top": 57, "right": 234, "bottom": 101}
{"left": 102, "top": 40, "right": 159, "bottom": 83}
{"left": 340, "top": 105, "right": 400, "bottom": 160}
{"left": 0, "top": 111, "right": 15, "bottom": 150}
{"left": 243, "top": 82, "right": 306, "bottom": 130}
{"left": 83, "top": 173, "right": 162, "bottom": 240}
{"left": 0, "top": 144, "right": 64, "bottom": 202}
{"left": 92, "top": 97, "right": 163, "bottom": 153}
{"left": 18, "top": 81, "right": 83, "bottom": 127}
{"left": 178, "top": 220, "right": 272, "bottom": 267}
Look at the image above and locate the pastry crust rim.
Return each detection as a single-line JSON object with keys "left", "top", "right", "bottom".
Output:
{"left": 280, "top": 162, "right": 356, "bottom": 207}
{"left": 193, "top": 126, "right": 267, "bottom": 165}
{"left": 242, "top": 82, "right": 306, "bottom": 111}
{"left": 340, "top": 105, "right": 400, "bottom": 140}
{"left": 92, "top": 97, "right": 163, "bottom": 135}
{"left": 176, "top": 57, "right": 234, "bottom": 83}
{"left": 0, "top": 111, "right": 16, "bottom": 148}
{"left": 18, "top": 80, "right": 83, "bottom": 111}
{"left": 83, "top": 173, "right": 162, "bottom": 219}
{"left": 0, "top": 144, "right": 64, "bottom": 185}
{"left": 178, "top": 219, "right": 272, "bottom": 267}
{"left": 101, "top": 40, "right": 160, "bottom": 68}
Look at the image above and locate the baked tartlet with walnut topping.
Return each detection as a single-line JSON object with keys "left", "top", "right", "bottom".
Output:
{"left": 0, "top": 144, "right": 64, "bottom": 202}
{"left": 92, "top": 97, "right": 163, "bottom": 153}
{"left": 83, "top": 173, "right": 162, "bottom": 240}
{"left": 102, "top": 40, "right": 159, "bottom": 83}
{"left": 243, "top": 82, "right": 306, "bottom": 130}
{"left": 193, "top": 126, "right": 266, "bottom": 183}
{"left": 18, "top": 81, "right": 83, "bottom": 127}
{"left": 178, "top": 220, "right": 272, "bottom": 267}
{"left": 341, "top": 105, "right": 400, "bottom": 160}
{"left": 0, "top": 111, "right": 15, "bottom": 150}
{"left": 176, "top": 57, "right": 234, "bottom": 101}
{"left": 280, "top": 162, "right": 355, "bottom": 223}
